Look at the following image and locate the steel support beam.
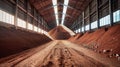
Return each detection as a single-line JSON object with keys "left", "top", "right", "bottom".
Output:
{"left": 96, "top": 0, "right": 100, "bottom": 29}
{"left": 83, "top": 12, "right": 85, "bottom": 33}
{"left": 109, "top": 0, "right": 113, "bottom": 26}
{"left": 14, "top": 0, "right": 18, "bottom": 29}
{"left": 39, "top": 3, "right": 82, "bottom": 13}
{"left": 32, "top": 7, "right": 35, "bottom": 31}
{"left": 80, "top": 22, "right": 82, "bottom": 33}
{"left": 71, "top": 20, "right": 77, "bottom": 29}
{"left": 26, "top": 0, "right": 29, "bottom": 30}
{"left": 88, "top": 4, "right": 91, "bottom": 31}
{"left": 41, "top": 12, "right": 73, "bottom": 19}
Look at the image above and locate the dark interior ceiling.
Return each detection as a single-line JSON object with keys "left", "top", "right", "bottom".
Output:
{"left": 30, "top": 0, "right": 90, "bottom": 29}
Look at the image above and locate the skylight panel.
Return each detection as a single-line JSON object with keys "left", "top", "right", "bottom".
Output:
{"left": 52, "top": 0, "right": 59, "bottom": 26}
{"left": 52, "top": 0, "right": 57, "bottom": 5}
{"left": 54, "top": 6, "right": 57, "bottom": 14}
{"left": 61, "top": 0, "right": 69, "bottom": 25}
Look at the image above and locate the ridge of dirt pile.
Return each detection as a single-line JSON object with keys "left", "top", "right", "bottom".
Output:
{"left": 71, "top": 24, "right": 120, "bottom": 55}
{"left": 49, "top": 26, "right": 71, "bottom": 40}
{"left": 97, "top": 25, "right": 120, "bottom": 54}
{"left": 76, "top": 28, "right": 106, "bottom": 45}
{"left": 68, "top": 33, "right": 83, "bottom": 41}
{"left": 0, "top": 26, "right": 52, "bottom": 58}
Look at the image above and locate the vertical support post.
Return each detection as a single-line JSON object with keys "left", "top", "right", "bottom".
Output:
{"left": 76, "top": 20, "right": 77, "bottom": 33}
{"left": 43, "top": 19, "right": 45, "bottom": 34}
{"left": 88, "top": 4, "right": 91, "bottom": 31}
{"left": 78, "top": 17, "right": 80, "bottom": 33}
{"left": 38, "top": 16, "right": 40, "bottom": 33}
{"left": 43, "top": 20, "right": 45, "bottom": 32}
{"left": 77, "top": 20, "right": 79, "bottom": 33}
{"left": 80, "top": 21, "right": 82, "bottom": 33}
{"left": 33, "top": 7, "right": 35, "bottom": 31}
{"left": 38, "top": 23, "right": 40, "bottom": 33}
{"left": 83, "top": 11, "right": 85, "bottom": 33}
{"left": 26, "top": 0, "right": 28, "bottom": 30}
{"left": 109, "top": 0, "right": 113, "bottom": 26}
{"left": 75, "top": 21, "right": 77, "bottom": 33}
{"left": 41, "top": 18, "right": 43, "bottom": 34}
{"left": 37, "top": 12, "right": 39, "bottom": 32}
{"left": 14, "top": 0, "right": 18, "bottom": 29}
{"left": 96, "top": 0, "right": 100, "bottom": 29}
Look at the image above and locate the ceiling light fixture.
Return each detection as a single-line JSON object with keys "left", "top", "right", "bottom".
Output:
{"left": 61, "top": 0, "right": 69, "bottom": 25}
{"left": 52, "top": 0, "right": 59, "bottom": 26}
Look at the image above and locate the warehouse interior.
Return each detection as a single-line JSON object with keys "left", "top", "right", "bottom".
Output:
{"left": 0, "top": 0, "right": 120, "bottom": 67}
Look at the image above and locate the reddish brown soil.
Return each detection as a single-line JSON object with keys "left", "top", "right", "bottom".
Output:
{"left": 71, "top": 24, "right": 120, "bottom": 55}
{"left": 68, "top": 33, "right": 83, "bottom": 41}
{"left": 0, "top": 40, "right": 119, "bottom": 67}
{"left": 76, "top": 28, "right": 106, "bottom": 45}
{"left": 49, "top": 26, "right": 71, "bottom": 40}
{"left": 68, "top": 35, "right": 75, "bottom": 41}
{"left": 0, "top": 26, "right": 52, "bottom": 58}
{"left": 97, "top": 25, "right": 120, "bottom": 54}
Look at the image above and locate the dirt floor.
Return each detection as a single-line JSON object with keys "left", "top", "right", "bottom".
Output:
{"left": 0, "top": 40, "right": 120, "bottom": 67}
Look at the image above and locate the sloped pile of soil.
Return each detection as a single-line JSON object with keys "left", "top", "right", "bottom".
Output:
{"left": 97, "top": 25, "right": 120, "bottom": 54}
{"left": 75, "top": 31, "right": 93, "bottom": 44}
{"left": 76, "top": 28, "right": 106, "bottom": 45}
{"left": 68, "top": 33, "right": 83, "bottom": 41}
{"left": 0, "top": 26, "right": 52, "bottom": 58}
{"left": 49, "top": 26, "right": 71, "bottom": 40}
{"left": 72, "top": 24, "right": 120, "bottom": 54}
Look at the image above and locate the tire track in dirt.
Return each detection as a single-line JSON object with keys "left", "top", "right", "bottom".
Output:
{"left": 0, "top": 41, "right": 58, "bottom": 67}
{"left": 40, "top": 42, "right": 107, "bottom": 67}
{"left": 0, "top": 40, "right": 120, "bottom": 67}
{"left": 62, "top": 40, "right": 120, "bottom": 67}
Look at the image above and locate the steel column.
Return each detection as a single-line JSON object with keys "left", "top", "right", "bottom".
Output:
{"left": 14, "top": 0, "right": 18, "bottom": 29}
{"left": 96, "top": 0, "right": 100, "bottom": 29}
{"left": 109, "top": 0, "right": 113, "bottom": 26}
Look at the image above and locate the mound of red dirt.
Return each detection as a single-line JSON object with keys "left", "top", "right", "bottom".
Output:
{"left": 0, "top": 26, "right": 52, "bottom": 58}
{"left": 68, "top": 33, "right": 83, "bottom": 41}
{"left": 76, "top": 28, "right": 106, "bottom": 45}
{"left": 49, "top": 26, "right": 71, "bottom": 40}
{"left": 97, "top": 25, "right": 120, "bottom": 54}
{"left": 72, "top": 24, "right": 120, "bottom": 54}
